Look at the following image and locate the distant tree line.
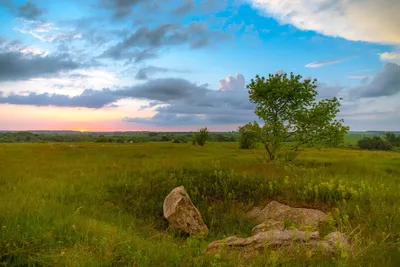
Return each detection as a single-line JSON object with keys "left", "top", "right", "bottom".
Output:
{"left": 357, "top": 132, "right": 400, "bottom": 151}
{"left": 0, "top": 131, "right": 238, "bottom": 144}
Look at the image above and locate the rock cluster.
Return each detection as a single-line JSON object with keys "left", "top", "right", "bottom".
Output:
{"left": 163, "top": 187, "right": 349, "bottom": 256}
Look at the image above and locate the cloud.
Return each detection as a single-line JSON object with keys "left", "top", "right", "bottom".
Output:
{"left": 2, "top": 1, "right": 46, "bottom": 20}
{"left": 0, "top": 51, "right": 80, "bottom": 82}
{"left": 198, "top": 0, "right": 228, "bottom": 13}
{"left": 17, "top": 1, "right": 46, "bottom": 19}
{"left": 135, "top": 66, "right": 168, "bottom": 80}
{"left": 348, "top": 75, "right": 368, "bottom": 79}
{"left": 0, "top": 74, "right": 256, "bottom": 126}
{"left": 351, "top": 63, "right": 400, "bottom": 98}
{"left": 379, "top": 52, "right": 398, "bottom": 61}
{"left": 250, "top": 0, "right": 400, "bottom": 44}
{"left": 124, "top": 73, "right": 257, "bottom": 126}
{"left": 101, "top": 22, "right": 232, "bottom": 61}
{"left": 0, "top": 89, "right": 118, "bottom": 109}
{"left": 100, "top": 0, "right": 146, "bottom": 18}
{"left": 379, "top": 51, "right": 400, "bottom": 63}
{"left": 316, "top": 83, "right": 345, "bottom": 100}
{"left": 172, "top": 0, "right": 194, "bottom": 16}
{"left": 305, "top": 57, "right": 352, "bottom": 68}
{"left": 13, "top": 19, "right": 82, "bottom": 43}
{"left": 219, "top": 73, "right": 245, "bottom": 91}
{"left": 135, "top": 66, "right": 190, "bottom": 80}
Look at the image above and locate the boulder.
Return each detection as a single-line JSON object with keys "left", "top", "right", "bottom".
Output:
{"left": 246, "top": 201, "right": 328, "bottom": 230}
{"left": 317, "top": 232, "right": 350, "bottom": 255}
{"left": 206, "top": 230, "right": 350, "bottom": 256}
{"left": 251, "top": 219, "right": 284, "bottom": 235}
{"left": 163, "top": 186, "right": 209, "bottom": 236}
{"left": 206, "top": 229, "right": 321, "bottom": 253}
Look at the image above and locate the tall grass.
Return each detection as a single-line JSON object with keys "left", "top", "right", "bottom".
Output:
{"left": 0, "top": 142, "right": 399, "bottom": 266}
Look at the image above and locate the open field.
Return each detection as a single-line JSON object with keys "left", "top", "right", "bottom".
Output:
{"left": 1, "top": 142, "right": 400, "bottom": 266}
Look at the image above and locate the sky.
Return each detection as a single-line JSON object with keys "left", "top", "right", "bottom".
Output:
{"left": 0, "top": 0, "right": 399, "bottom": 132}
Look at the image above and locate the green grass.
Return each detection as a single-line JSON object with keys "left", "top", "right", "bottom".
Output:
{"left": 0, "top": 142, "right": 400, "bottom": 266}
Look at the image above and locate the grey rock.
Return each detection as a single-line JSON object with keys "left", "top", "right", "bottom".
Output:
{"left": 163, "top": 186, "right": 209, "bottom": 236}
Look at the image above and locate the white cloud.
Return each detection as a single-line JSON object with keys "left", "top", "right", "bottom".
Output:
{"left": 218, "top": 73, "right": 245, "bottom": 91}
{"left": 250, "top": 0, "right": 400, "bottom": 44}
{"left": 305, "top": 57, "right": 351, "bottom": 68}
{"left": 13, "top": 19, "right": 81, "bottom": 43}
{"left": 379, "top": 51, "right": 399, "bottom": 63}
{"left": 348, "top": 75, "right": 368, "bottom": 79}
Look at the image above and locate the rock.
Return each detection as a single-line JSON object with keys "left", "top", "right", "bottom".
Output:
{"left": 319, "top": 232, "right": 350, "bottom": 254}
{"left": 246, "top": 201, "right": 328, "bottom": 230}
{"left": 206, "top": 229, "right": 350, "bottom": 256}
{"left": 206, "top": 229, "right": 321, "bottom": 253}
{"left": 163, "top": 186, "right": 209, "bottom": 236}
{"left": 251, "top": 220, "right": 284, "bottom": 235}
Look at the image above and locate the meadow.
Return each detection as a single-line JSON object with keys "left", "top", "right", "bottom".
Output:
{"left": 0, "top": 142, "right": 400, "bottom": 266}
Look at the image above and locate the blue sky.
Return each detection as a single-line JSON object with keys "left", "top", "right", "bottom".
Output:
{"left": 0, "top": 0, "right": 399, "bottom": 131}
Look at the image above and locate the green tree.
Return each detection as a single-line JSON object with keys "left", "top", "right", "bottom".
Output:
{"left": 238, "top": 125, "right": 258, "bottom": 149}
{"left": 194, "top": 127, "right": 209, "bottom": 146}
{"left": 244, "top": 72, "right": 349, "bottom": 161}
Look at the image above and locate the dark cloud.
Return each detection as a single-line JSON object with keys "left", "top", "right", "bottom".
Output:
{"left": 2, "top": 1, "right": 46, "bottom": 19}
{"left": 0, "top": 75, "right": 257, "bottom": 126}
{"left": 118, "top": 78, "right": 211, "bottom": 102}
{"left": 135, "top": 65, "right": 190, "bottom": 80}
{"left": 135, "top": 66, "right": 169, "bottom": 80}
{"left": 352, "top": 63, "right": 400, "bottom": 98}
{"left": 101, "top": 45, "right": 159, "bottom": 63}
{"left": 123, "top": 74, "right": 257, "bottom": 126}
{"left": 0, "top": 51, "right": 80, "bottom": 81}
{"left": 0, "top": 89, "right": 118, "bottom": 109}
{"left": 100, "top": 0, "right": 146, "bottom": 18}
{"left": 198, "top": 0, "right": 228, "bottom": 13}
{"left": 316, "top": 83, "right": 345, "bottom": 100}
{"left": 101, "top": 22, "right": 232, "bottom": 61}
{"left": 17, "top": 1, "right": 46, "bottom": 19}
{"left": 172, "top": 0, "right": 194, "bottom": 16}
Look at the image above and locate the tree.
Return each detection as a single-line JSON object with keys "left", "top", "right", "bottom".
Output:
{"left": 358, "top": 136, "right": 392, "bottom": 151}
{"left": 238, "top": 125, "right": 258, "bottom": 149}
{"left": 385, "top": 132, "right": 400, "bottom": 147}
{"left": 194, "top": 127, "right": 209, "bottom": 146}
{"left": 244, "top": 72, "right": 349, "bottom": 161}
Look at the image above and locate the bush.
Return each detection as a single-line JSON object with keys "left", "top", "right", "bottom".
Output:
{"left": 194, "top": 128, "right": 209, "bottom": 146}
{"left": 358, "top": 136, "right": 392, "bottom": 151}
{"left": 160, "top": 136, "right": 170, "bottom": 142}
{"left": 172, "top": 137, "right": 187, "bottom": 144}
{"left": 192, "top": 134, "right": 196, "bottom": 145}
{"left": 238, "top": 126, "right": 258, "bottom": 149}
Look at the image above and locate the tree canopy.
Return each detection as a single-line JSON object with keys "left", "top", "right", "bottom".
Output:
{"left": 242, "top": 72, "right": 349, "bottom": 161}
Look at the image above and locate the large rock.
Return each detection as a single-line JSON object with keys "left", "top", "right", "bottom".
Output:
{"left": 317, "top": 232, "right": 350, "bottom": 255}
{"left": 163, "top": 186, "right": 209, "bottom": 236}
{"left": 206, "top": 230, "right": 350, "bottom": 256}
{"left": 251, "top": 219, "right": 284, "bottom": 235}
{"left": 206, "top": 229, "right": 321, "bottom": 253}
{"left": 246, "top": 201, "right": 329, "bottom": 230}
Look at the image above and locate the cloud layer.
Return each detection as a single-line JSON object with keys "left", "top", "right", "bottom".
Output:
{"left": 352, "top": 63, "right": 400, "bottom": 98}
{"left": 1, "top": 63, "right": 400, "bottom": 127}
{"left": 250, "top": 0, "right": 400, "bottom": 44}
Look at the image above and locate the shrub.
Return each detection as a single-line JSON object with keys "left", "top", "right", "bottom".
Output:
{"left": 194, "top": 127, "right": 209, "bottom": 146}
{"left": 357, "top": 136, "right": 392, "bottom": 151}
{"left": 238, "top": 126, "right": 258, "bottom": 149}
{"left": 172, "top": 137, "right": 187, "bottom": 144}
{"left": 192, "top": 134, "right": 196, "bottom": 145}
{"left": 160, "top": 136, "right": 170, "bottom": 142}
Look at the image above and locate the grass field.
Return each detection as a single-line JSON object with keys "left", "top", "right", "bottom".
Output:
{"left": 0, "top": 142, "right": 400, "bottom": 266}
